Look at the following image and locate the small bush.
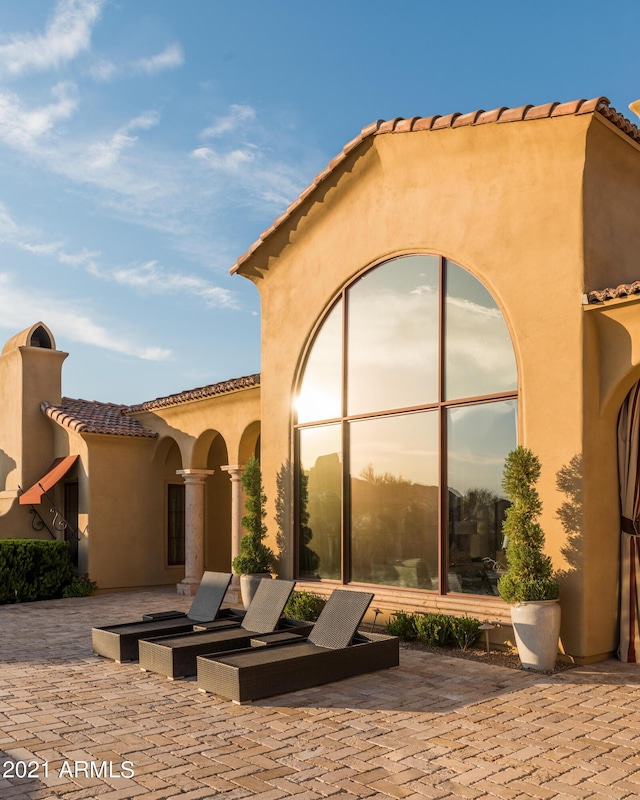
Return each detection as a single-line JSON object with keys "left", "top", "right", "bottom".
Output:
{"left": 0, "top": 539, "right": 73, "bottom": 603}
{"left": 414, "top": 612, "right": 451, "bottom": 646}
{"left": 284, "top": 590, "right": 326, "bottom": 621}
{"left": 62, "top": 574, "right": 98, "bottom": 598}
{"left": 449, "top": 616, "right": 481, "bottom": 651}
{"left": 385, "top": 611, "right": 417, "bottom": 641}
{"left": 232, "top": 456, "right": 276, "bottom": 575}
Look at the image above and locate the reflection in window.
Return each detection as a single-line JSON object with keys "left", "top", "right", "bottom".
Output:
{"left": 445, "top": 262, "right": 517, "bottom": 400}
{"left": 350, "top": 413, "right": 438, "bottom": 588}
{"left": 347, "top": 256, "right": 439, "bottom": 415}
{"left": 295, "top": 254, "right": 518, "bottom": 597}
{"left": 298, "top": 425, "right": 342, "bottom": 579}
{"left": 297, "top": 300, "right": 342, "bottom": 424}
{"left": 447, "top": 401, "right": 516, "bottom": 595}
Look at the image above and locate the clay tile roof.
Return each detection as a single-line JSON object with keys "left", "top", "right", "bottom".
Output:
{"left": 231, "top": 96, "right": 628, "bottom": 276}
{"left": 125, "top": 373, "right": 261, "bottom": 413}
{"left": 476, "top": 107, "right": 509, "bottom": 125}
{"left": 586, "top": 281, "right": 640, "bottom": 304}
{"left": 42, "top": 398, "right": 157, "bottom": 438}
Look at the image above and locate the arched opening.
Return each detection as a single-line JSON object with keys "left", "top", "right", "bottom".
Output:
{"left": 195, "top": 431, "right": 231, "bottom": 573}
{"left": 238, "top": 421, "right": 261, "bottom": 464}
{"left": 294, "top": 254, "right": 518, "bottom": 594}
{"left": 151, "top": 437, "right": 185, "bottom": 571}
{"left": 30, "top": 325, "right": 52, "bottom": 349}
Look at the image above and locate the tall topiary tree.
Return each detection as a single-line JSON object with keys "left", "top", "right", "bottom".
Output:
{"left": 497, "top": 446, "right": 559, "bottom": 604}
{"left": 232, "top": 455, "right": 276, "bottom": 575}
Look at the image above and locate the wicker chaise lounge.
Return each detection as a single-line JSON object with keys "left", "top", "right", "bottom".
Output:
{"left": 92, "top": 571, "right": 237, "bottom": 662}
{"left": 196, "top": 589, "right": 399, "bottom": 703}
{"left": 138, "top": 578, "right": 308, "bottom": 679}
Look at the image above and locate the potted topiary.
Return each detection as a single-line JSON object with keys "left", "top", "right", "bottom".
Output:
{"left": 232, "top": 455, "right": 276, "bottom": 608}
{"left": 498, "top": 446, "right": 561, "bottom": 671}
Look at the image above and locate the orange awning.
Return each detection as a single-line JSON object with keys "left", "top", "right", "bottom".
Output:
{"left": 19, "top": 455, "right": 79, "bottom": 505}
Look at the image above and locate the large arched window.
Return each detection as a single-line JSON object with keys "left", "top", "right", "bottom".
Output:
{"left": 295, "top": 255, "right": 517, "bottom": 596}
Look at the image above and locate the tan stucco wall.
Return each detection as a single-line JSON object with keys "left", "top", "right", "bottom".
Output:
{"left": 239, "top": 113, "right": 604, "bottom": 659}
{"left": 578, "top": 118, "right": 640, "bottom": 660}
{"left": 81, "top": 433, "right": 183, "bottom": 589}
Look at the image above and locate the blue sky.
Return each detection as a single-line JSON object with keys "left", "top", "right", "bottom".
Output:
{"left": 0, "top": 0, "right": 639, "bottom": 404}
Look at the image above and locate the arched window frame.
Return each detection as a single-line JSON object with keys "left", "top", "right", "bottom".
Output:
{"left": 293, "top": 253, "right": 518, "bottom": 595}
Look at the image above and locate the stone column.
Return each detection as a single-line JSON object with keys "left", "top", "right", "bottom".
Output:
{"left": 176, "top": 468, "right": 214, "bottom": 596}
{"left": 221, "top": 465, "right": 245, "bottom": 588}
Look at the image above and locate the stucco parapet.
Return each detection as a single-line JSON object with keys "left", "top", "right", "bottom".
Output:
{"left": 231, "top": 95, "right": 623, "bottom": 278}
{"left": 125, "top": 373, "right": 261, "bottom": 413}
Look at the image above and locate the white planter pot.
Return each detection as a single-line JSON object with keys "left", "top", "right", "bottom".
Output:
{"left": 239, "top": 573, "right": 272, "bottom": 609}
{"left": 510, "top": 599, "right": 561, "bottom": 671}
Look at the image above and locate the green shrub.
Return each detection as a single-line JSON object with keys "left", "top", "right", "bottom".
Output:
{"left": 414, "top": 612, "right": 451, "bottom": 645}
{"left": 498, "top": 447, "right": 560, "bottom": 603}
{"left": 385, "top": 611, "right": 417, "bottom": 641}
{"left": 0, "top": 539, "right": 73, "bottom": 603}
{"left": 448, "top": 616, "right": 481, "bottom": 651}
{"left": 62, "top": 574, "right": 98, "bottom": 598}
{"left": 284, "top": 590, "right": 326, "bottom": 621}
{"left": 232, "top": 456, "right": 276, "bottom": 575}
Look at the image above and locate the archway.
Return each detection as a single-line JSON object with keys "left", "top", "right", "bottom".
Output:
{"left": 193, "top": 431, "right": 231, "bottom": 574}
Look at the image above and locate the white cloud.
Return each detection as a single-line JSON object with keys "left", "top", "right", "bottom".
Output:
{"left": 192, "top": 146, "right": 255, "bottom": 172}
{"left": 0, "top": 82, "right": 78, "bottom": 152}
{"left": 110, "top": 261, "right": 239, "bottom": 309}
{"left": 88, "top": 57, "right": 117, "bottom": 82}
{"left": 0, "top": 273, "right": 170, "bottom": 361}
{"left": 90, "top": 44, "right": 184, "bottom": 83}
{"left": 87, "top": 111, "right": 160, "bottom": 170}
{"left": 192, "top": 142, "right": 305, "bottom": 208}
{"left": 200, "top": 104, "right": 256, "bottom": 138}
{"left": 0, "top": 0, "right": 103, "bottom": 77}
{"left": 0, "top": 201, "right": 99, "bottom": 271}
{"left": 134, "top": 44, "right": 184, "bottom": 75}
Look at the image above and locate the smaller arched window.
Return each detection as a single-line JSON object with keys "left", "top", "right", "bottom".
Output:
{"left": 30, "top": 325, "right": 53, "bottom": 349}
{"left": 294, "top": 255, "right": 518, "bottom": 597}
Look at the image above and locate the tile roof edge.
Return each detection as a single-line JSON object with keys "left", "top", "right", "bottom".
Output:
{"left": 125, "top": 373, "right": 261, "bottom": 414}
{"left": 230, "top": 96, "right": 626, "bottom": 276}
{"left": 41, "top": 400, "right": 158, "bottom": 438}
{"left": 586, "top": 281, "right": 640, "bottom": 304}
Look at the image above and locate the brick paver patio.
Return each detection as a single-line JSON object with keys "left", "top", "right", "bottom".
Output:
{"left": 2, "top": 589, "right": 640, "bottom": 799}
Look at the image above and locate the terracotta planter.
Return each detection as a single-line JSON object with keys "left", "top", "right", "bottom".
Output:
{"left": 510, "top": 599, "right": 561, "bottom": 671}
{"left": 239, "top": 573, "right": 272, "bottom": 609}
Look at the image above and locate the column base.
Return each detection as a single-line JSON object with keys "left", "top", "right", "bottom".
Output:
{"left": 224, "top": 587, "right": 240, "bottom": 605}
{"left": 177, "top": 580, "right": 199, "bottom": 597}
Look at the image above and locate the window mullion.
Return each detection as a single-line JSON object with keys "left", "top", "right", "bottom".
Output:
{"left": 438, "top": 256, "right": 447, "bottom": 595}
{"left": 341, "top": 288, "right": 349, "bottom": 585}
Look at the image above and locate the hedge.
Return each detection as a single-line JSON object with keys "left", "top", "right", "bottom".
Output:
{"left": 0, "top": 539, "right": 73, "bottom": 603}
{"left": 386, "top": 610, "right": 481, "bottom": 651}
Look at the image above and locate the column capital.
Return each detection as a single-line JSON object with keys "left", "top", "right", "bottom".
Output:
{"left": 221, "top": 464, "right": 245, "bottom": 479}
{"left": 176, "top": 469, "right": 215, "bottom": 483}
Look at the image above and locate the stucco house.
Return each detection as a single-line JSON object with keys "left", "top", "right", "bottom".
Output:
{"left": 3, "top": 95, "right": 640, "bottom": 665}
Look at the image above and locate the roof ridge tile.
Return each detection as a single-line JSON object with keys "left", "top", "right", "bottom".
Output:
{"left": 497, "top": 104, "right": 534, "bottom": 123}
{"left": 126, "top": 373, "right": 261, "bottom": 413}
{"left": 452, "top": 110, "right": 485, "bottom": 128}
